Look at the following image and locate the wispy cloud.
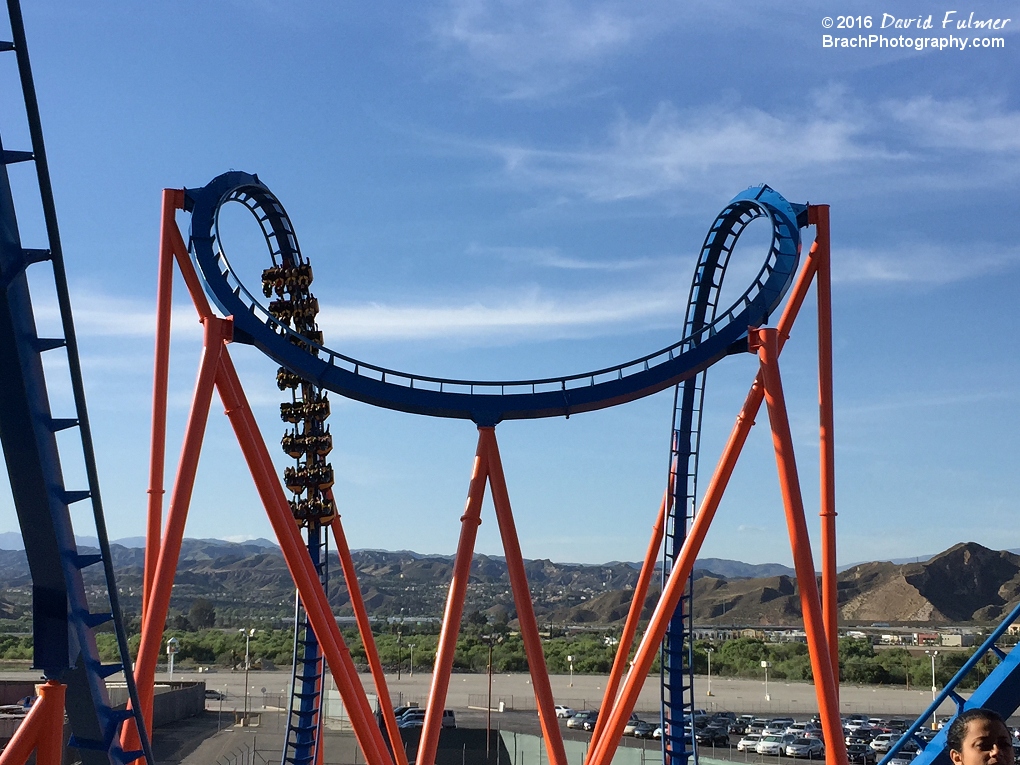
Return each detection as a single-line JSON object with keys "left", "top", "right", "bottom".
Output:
{"left": 893, "top": 97, "right": 1020, "bottom": 153}
{"left": 32, "top": 291, "right": 202, "bottom": 340}
{"left": 51, "top": 284, "right": 681, "bottom": 345}
{"left": 835, "top": 243, "right": 1020, "bottom": 285}
{"left": 464, "top": 94, "right": 1019, "bottom": 201}
{"left": 316, "top": 287, "right": 676, "bottom": 341}
{"left": 432, "top": 0, "right": 663, "bottom": 99}
{"left": 466, "top": 242, "right": 664, "bottom": 271}
{"left": 480, "top": 99, "right": 889, "bottom": 201}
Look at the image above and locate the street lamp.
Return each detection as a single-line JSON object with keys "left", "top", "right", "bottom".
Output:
{"left": 239, "top": 628, "right": 255, "bottom": 722}
{"left": 567, "top": 655, "right": 574, "bottom": 688}
{"left": 166, "top": 637, "right": 180, "bottom": 681}
{"left": 396, "top": 628, "right": 402, "bottom": 680}
{"left": 761, "top": 660, "right": 771, "bottom": 702}
{"left": 706, "top": 648, "right": 715, "bottom": 697}
{"left": 926, "top": 650, "right": 940, "bottom": 728}
{"left": 483, "top": 634, "right": 503, "bottom": 758}
{"left": 409, "top": 644, "right": 416, "bottom": 678}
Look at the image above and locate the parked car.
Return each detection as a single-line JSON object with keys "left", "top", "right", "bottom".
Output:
{"left": 786, "top": 738, "right": 825, "bottom": 759}
{"left": 398, "top": 709, "right": 427, "bottom": 729}
{"left": 846, "top": 743, "right": 877, "bottom": 764}
{"left": 631, "top": 722, "right": 658, "bottom": 739}
{"left": 870, "top": 734, "right": 896, "bottom": 753}
{"left": 695, "top": 727, "right": 730, "bottom": 746}
{"left": 396, "top": 709, "right": 456, "bottom": 729}
{"left": 555, "top": 705, "right": 577, "bottom": 719}
{"left": 737, "top": 734, "right": 761, "bottom": 752}
{"left": 583, "top": 713, "right": 599, "bottom": 732}
{"left": 567, "top": 710, "right": 598, "bottom": 730}
{"left": 623, "top": 715, "right": 646, "bottom": 736}
{"left": 205, "top": 689, "right": 226, "bottom": 700}
{"left": 731, "top": 715, "right": 754, "bottom": 735}
{"left": 393, "top": 704, "right": 419, "bottom": 719}
{"left": 757, "top": 735, "right": 793, "bottom": 756}
{"left": 888, "top": 753, "right": 916, "bottom": 765}
{"left": 787, "top": 722, "right": 821, "bottom": 736}
{"left": 652, "top": 727, "right": 662, "bottom": 740}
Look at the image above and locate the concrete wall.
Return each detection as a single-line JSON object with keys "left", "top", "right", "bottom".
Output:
{"left": 109, "top": 681, "right": 206, "bottom": 728}
{"left": 0, "top": 679, "right": 37, "bottom": 705}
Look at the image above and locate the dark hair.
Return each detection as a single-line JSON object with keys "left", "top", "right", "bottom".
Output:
{"left": 947, "top": 708, "right": 1007, "bottom": 752}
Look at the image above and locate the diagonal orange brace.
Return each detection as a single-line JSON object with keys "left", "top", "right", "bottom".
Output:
{"left": 586, "top": 231, "right": 827, "bottom": 765}
{"left": 752, "top": 327, "right": 846, "bottom": 765}
{"left": 485, "top": 427, "right": 568, "bottom": 765}
{"left": 215, "top": 350, "right": 393, "bottom": 765}
{"left": 330, "top": 511, "right": 409, "bottom": 765}
{"left": 417, "top": 429, "right": 489, "bottom": 765}
{"left": 588, "top": 482, "right": 670, "bottom": 756}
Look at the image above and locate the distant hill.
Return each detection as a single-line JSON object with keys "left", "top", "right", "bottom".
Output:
{"left": 1, "top": 536, "right": 1016, "bottom": 626}
{"left": 693, "top": 558, "right": 794, "bottom": 579}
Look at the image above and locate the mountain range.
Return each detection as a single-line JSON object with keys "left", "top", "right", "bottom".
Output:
{"left": 0, "top": 535, "right": 1015, "bottom": 626}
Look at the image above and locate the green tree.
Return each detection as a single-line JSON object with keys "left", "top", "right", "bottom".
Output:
{"left": 189, "top": 598, "right": 216, "bottom": 629}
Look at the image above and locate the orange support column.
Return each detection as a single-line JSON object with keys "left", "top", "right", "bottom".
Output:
{"left": 330, "top": 513, "right": 409, "bottom": 765}
{"left": 588, "top": 485, "right": 669, "bottom": 756}
{"left": 34, "top": 681, "right": 64, "bottom": 765}
{"left": 587, "top": 246, "right": 825, "bottom": 765}
{"left": 0, "top": 681, "right": 65, "bottom": 765}
{"left": 126, "top": 315, "right": 229, "bottom": 748}
{"left": 485, "top": 428, "right": 568, "bottom": 765}
{"left": 752, "top": 327, "right": 846, "bottom": 765}
{"left": 214, "top": 352, "right": 392, "bottom": 765}
{"left": 143, "top": 188, "right": 186, "bottom": 621}
{"left": 417, "top": 429, "right": 489, "bottom": 765}
{"left": 811, "top": 205, "right": 840, "bottom": 687}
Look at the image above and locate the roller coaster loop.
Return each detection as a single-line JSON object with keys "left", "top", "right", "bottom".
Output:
{"left": 125, "top": 175, "right": 850, "bottom": 765}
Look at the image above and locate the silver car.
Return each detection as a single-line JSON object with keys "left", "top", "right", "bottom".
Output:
{"left": 786, "top": 738, "right": 825, "bottom": 759}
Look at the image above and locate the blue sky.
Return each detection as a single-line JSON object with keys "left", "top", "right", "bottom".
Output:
{"left": 0, "top": 1, "right": 1017, "bottom": 566}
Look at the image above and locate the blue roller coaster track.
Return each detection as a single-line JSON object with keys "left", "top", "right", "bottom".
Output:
{"left": 0, "top": 2, "right": 152, "bottom": 764}
{"left": 185, "top": 172, "right": 805, "bottom": 425}
{"left": 183, "top": 171, "right": 806, "bottom": 764}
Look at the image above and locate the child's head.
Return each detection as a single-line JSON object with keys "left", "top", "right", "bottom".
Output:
{"left": 947, "top": 709, "right": 1015, "bottom": 765}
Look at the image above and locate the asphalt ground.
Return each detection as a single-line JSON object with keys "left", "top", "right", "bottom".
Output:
{"left": 0, "top": 669, "right": 978, "bottom": 764}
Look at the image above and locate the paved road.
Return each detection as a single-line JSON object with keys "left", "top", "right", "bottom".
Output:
{"left": 0, "top": 668, "right": 964, "bottom": 718}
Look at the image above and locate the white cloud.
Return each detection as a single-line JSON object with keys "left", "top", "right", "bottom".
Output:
{"left": 482, "top": 100, "right": 889, "bottom": 201}
{"left": 52, "top": 284, "right": 681, "bottom": 345}
{"left": 433, "top": 0, "right": 661, "bottom": 99}
{"left": 890, "top": 97, "right": 1020, "bottom": 153}
{"left": 33, "top": 291, "right": 202, "bottom": 339}
{"left": 835, "top": 243, "right": 1020, "bottom": 285}
{"left": 315, "top": 288, "right": 676, "bottom": 341}
{"left": 467, "top": 95, "right": 1020, "bottom": 201}
{"left": 466, "top": 242, "right": 664, "bottom": 271}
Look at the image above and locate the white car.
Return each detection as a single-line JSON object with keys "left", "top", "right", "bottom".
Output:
{"left": 871, "top": 734, "right": 896, "bottom": 753}
{"left": 757, "top": 735, "right": 792, "bottom": 756}
{"left": 737, "top": 734, "right": 761, "bottom": 752}
{"left": 555, "top": 705, "right": 576, "bottom": 719}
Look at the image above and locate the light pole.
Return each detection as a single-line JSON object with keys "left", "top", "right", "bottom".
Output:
{"left": 396, "top": 628, "right": 402, "bottom": 680}
{"left": 706, "top": 648, "right": 714, "bottom": 697}
{"left": 567, "top": 655, "right": 574, "bottom": 688}
{"left": 409, "top": 644, "right": 415, "bottom": 678}
{"left": 239, "top": 628, "right": 255, "bottom": 722}
{"left": 926, "top": 649, "right": 939, "bottom": 728}
{"left": 761, "top": 660, "right": 771, "bottom": 702}
{"left": 484, "top": 634, "right": 502, "bottom": 759}
{"left": 166, "top": 637, "right": 180, "bottom": 681}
